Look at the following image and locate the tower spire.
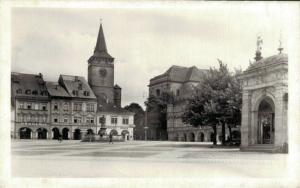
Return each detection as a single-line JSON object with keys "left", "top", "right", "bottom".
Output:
{"left": 94, "top": 22, "right": 108, "bottom": 53}
{"left": 88, "top": 20, "right": 114, "bottom": 62}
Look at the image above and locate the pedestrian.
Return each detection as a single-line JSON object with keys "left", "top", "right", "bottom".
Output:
{"left": 109, "top": 134, "right": 113, "bottom": 144}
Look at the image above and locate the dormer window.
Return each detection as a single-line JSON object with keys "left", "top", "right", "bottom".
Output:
{"left": 72, "top": 90, "right": 78, "bottom": 96}
{"left": 32, "top": 90, "right": 38, "bottom": 95}
{"left": 25, "top": 89, "right": 31, "bottom": 95}
{"left": 16, "top": 89, "right": 22, "bottom": 94}
{"left": 83, "top": 91, "right": 90, "bottom": 96}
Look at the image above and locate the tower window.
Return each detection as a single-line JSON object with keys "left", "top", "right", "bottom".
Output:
{"left": 54, "top": 104, "right": 58, "bottom": 111}
{"left": 156, "top": 89, "right": 160, "bottom": 96}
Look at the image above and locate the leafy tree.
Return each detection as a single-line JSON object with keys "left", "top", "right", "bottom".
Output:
{"left": 124, "top": 103, "right": 145, "bottom": 125}
{"left": 182, "top": 60, "right": 242, "bottom": 145}
{"left": 144, "top": 91, "right": 174, "bottom": 139}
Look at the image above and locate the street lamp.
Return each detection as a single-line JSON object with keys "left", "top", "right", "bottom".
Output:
{"left": 144, "top": 126, "right": 149, "bottom": 141}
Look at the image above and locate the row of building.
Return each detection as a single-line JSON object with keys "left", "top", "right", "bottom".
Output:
{"left": 11, "top": 23, "right": 135, "bottom": 140}
{"left": 11, "top": 22, "right": 288, "bottom": 153}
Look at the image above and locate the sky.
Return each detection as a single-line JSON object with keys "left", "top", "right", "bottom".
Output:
{"left": 11, "top": 3, "right": 291, "bottom": 109}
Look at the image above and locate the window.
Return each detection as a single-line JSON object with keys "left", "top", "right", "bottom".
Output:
{"left": 54, "top": 118, "right": 58, "bottom": 123}
{"left": 25, "top": 90, "right": 31, "bottom": 95}
{"left": 54, "top": 104, "right": 58, "bottom": 111}
{"left": 34, "top": 104, "right": 39, "bottom": 110}
{"left": 63, "top": 103, "right": 69, "bottom": 111}
{"left": 74, "top": 117, "right": 82, "bottom": 124}
{"left": 73, "top": 103, "right": 82, "bottom": 111}
{"left": 84, "top": 91, "right": 90, "bottom": 96}
{"left": 16, "top": 89, "right": 22, "bottom": 94}
{"left": 156, "top": 89, "right": 160, "bottom": 96}
{"left": 32, "top": 90, "right": 38, "bottom": 95}
{"left": 18, "top": 114, "right": 23, "bottom": 122}
{"left": 19, "top": 103, "right": 24, "bottom": 109}
{"left": 122, "top": 118, "right": 129, "bottom": 125}
{"left": 176, "top": 89, "right": 180, "bottom": 96}
{"left": 27, "top": 103, "right": 32, "bottom": 109}
{"left": 42, "top": 116, "right": 46, "bottom": 123}
{"left": 42, "top": 105, "right": 47, "bottom": 111}
{"left": 72, "top": 90, "right": 78, "bottom": 96}
{"left": 86, "top": 117, "right": 94, "bottom": 124}
{"left": 111, "top": 117, "right": 118, "bottom": 124}
{"left": 64, "top": 118, "right": 68, "bottom": 123}
{"left": 86, "top": 104, "right": 94, "bottom": 112}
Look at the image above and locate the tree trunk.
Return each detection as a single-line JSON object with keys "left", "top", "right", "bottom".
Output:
{"left": 213, "top": 125, "right": 217, "bottom": 145}
{"left": 221, "top": 121, "right": 226, "bottom": 145}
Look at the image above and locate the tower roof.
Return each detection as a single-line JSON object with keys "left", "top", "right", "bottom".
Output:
{"left": 92, "top": 23, "right": 114, "bottom": 59}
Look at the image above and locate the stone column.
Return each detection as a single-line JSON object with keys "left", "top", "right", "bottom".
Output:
{"left": 241, "top": 90, "right": 251, "bottom": 147}
{"left": 274, "top": 85, "right": 287, "bottom": 146}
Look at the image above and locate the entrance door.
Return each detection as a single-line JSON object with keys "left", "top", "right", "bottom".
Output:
{"left": 258, "top": 113, "right": 274, "bottom": 144}
{"left": 257, "top": 98, "right": 275, "bottom": 144}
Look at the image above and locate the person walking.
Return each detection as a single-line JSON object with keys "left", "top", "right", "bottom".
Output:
{"left": 109, "top": 133, "right": 113, "bottom": 144}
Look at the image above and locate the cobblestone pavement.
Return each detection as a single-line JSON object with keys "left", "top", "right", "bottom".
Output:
{"left": 11, "top": 140, "right": 288, "bottom": 178}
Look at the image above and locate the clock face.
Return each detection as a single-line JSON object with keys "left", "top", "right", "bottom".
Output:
{"left": 99, "top": 68, "right": 107, "bottom": 77}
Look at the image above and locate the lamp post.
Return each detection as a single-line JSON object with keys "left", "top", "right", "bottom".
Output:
{"left": 144, "top": 126, "right": 149, "bottom": 141}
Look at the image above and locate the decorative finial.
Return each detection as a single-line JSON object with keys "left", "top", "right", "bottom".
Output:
{"left": 278, "top": 30, "right": 284, "bottom": 54}
{"left": 254, "top": 34, "right": 263, "bottom": 61}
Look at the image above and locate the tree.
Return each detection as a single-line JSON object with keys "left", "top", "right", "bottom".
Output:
{"left": 182, "top": 60, "right": 242, "bottom": 145}
{"left": 124, "top": 103, "right": 145, "bottom": 139}
{"left": 144, "top": 91, "right": 174, "bottom": 139}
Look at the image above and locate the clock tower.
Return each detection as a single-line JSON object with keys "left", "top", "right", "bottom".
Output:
{"left": 88, "top": 23, "right": 115, "bottom": 105}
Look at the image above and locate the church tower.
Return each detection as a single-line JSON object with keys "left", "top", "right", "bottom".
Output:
{"left": 88, "top": 23, "right": 115, "bottom": 105}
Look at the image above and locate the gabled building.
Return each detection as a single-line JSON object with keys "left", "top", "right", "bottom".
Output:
{"left": 11, "top": 72, "right": 50, "bottom": 139}
{"left": 11, "top": 22, "right": 135, "bottom": 141}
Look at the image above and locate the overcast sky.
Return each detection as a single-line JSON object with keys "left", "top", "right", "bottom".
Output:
{"left": 11, "top": 3, "right": 291, "bottom": 108}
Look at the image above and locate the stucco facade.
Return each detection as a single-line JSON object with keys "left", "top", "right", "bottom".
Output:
{"left": 239, "top": 53, "right": 288, "bottom": 153}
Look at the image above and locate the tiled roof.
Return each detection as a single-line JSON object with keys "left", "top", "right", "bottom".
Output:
{"left": 45, "top": 82, "right": 71, "bottom": 98}
{"left": 151, "top": 65, "right": 208, "bottom": 83}
{"left": 11, "top": 72, "right": 48, "bottom": 98}
{"left": 59, "top": 75, "right": 97, "bottom": 99}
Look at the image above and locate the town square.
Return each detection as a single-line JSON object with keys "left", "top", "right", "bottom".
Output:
{"left": 12, "top": 140, "right": 287, "bottom": 178}
{"left": 1, "top": 1, "right": 300, "bottom": 188}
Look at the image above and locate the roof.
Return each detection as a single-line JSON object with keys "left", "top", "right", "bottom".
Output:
{"left": 58, "top": 75, "right": 97, "bottom": 99}
{"left": 45, "top": 82, "right": 71, "bottom": 98}
{"left": 246, "top": 53, "right": 288, "bottom": 71}
{"left": 98, "top": 103, "right": 133, "bottom": 114}
{"left": 150, "top": 65, "right": 208, "bottom": 83}
{"left": 11, "top": 72, "right": 48, "bottom": 98}
{"left": 91, "top": 23, "right": 114, "bottom": 59}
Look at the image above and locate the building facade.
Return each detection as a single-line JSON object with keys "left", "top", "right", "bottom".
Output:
{"left": 239, "top": 48, "right": 288, "bottom": 153}
{"left": 148, "top": 65, "right": 226, "bottom": 142}
{"left": 11, "top": 23, "right": 135, "bottom": 140}
{"left": 11, "top": 73, "right": 50, "bottom": 139}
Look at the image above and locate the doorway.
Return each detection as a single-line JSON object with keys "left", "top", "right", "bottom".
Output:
{"left": 257, "top": 98, "right": 275, "bottom": 144}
